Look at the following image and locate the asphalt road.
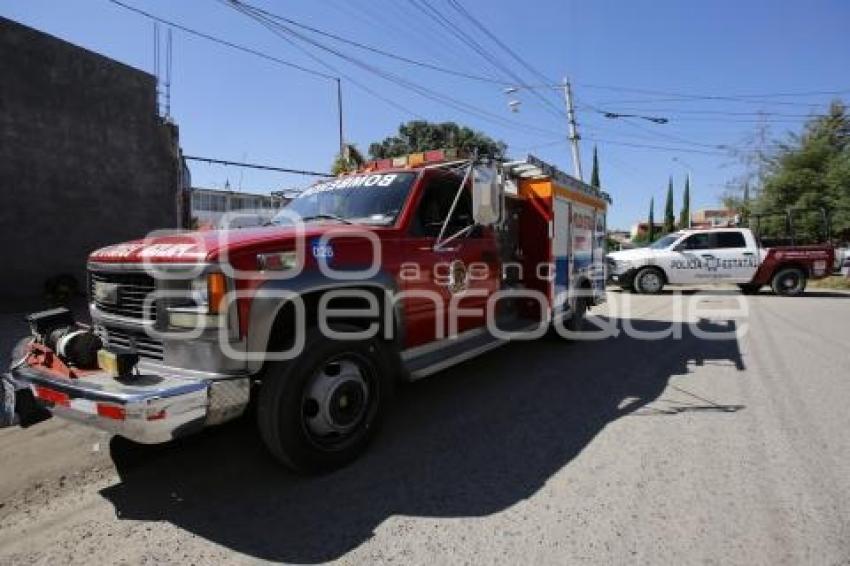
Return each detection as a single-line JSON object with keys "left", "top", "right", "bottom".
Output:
{"left": 1, "top": 287, "right": 849, "bottom": 565}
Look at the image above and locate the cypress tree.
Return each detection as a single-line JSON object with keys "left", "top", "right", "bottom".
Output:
{"left": 648, "top": 197, "right": 655, "bottom": 242}
{"left": 664, "top": 177, "right": 675, "bottom": 233}
{"left": 590, "top": 146, "right": 601, "bottom": 188}
{"left": 679, "top": 175, "right": 691, "bottom": 228}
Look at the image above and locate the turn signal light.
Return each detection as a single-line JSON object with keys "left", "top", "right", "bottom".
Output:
{"left": 208, "top": 273, "right": 227, "bottom": 314}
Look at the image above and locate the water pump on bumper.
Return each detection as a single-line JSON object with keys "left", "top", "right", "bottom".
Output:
{"left": 1, "top": 308, "right": 103, "bottom": 428}
{"left": 26, "top": 308, "right": 103, "bottom": 369}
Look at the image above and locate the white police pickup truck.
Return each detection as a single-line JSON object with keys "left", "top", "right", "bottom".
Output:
{"left": 606, "top": 227, "right": 841, "bottom": 296}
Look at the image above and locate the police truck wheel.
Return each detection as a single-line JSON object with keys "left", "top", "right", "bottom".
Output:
{"left": 257, "top": 326, "right": 392, "bottom": 474}
{"left": 635, "top": 267, "right": 665, "bottom": 294}
{"left": 771, "top": 267, "right": 807, "bottom": 297}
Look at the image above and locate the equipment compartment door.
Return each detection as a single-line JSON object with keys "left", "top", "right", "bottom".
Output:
{"left": 552, "top": 197, "right": 572, "bottom": 310}
{"left": 571, "top": 203, "right": 596, "bottom": 288}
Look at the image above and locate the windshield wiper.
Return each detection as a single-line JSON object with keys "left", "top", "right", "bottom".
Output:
{"left": 300, "top": 214, "right": 354, "bottom": 225}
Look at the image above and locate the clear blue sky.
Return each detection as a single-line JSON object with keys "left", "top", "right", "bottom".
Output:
{"left": 3, "top": 0, "right": 849, "bottom": 228}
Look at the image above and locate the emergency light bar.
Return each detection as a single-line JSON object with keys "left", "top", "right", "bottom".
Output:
{"left": 359, "top": 148, "right": 462, "bottom": 173}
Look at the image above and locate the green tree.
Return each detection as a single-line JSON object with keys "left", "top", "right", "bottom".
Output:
{"left": 368, "top": 120, "right": 506, "bottom": 159}
{"left": 663, "top": 177, "right": 675, "bottom": 233}
{"left": 648, "top": 197, "right": 656, "bottom": 242}
{"left": 679, "top": 175, "right": 690, "bottom": 228}
{"left": 759, "top": 101, "right": 850, "bottom": 241}
{"left": 331, "top": 143, "right": 365, "bottom": 175}
{"left": 590, "top": 145, "right": 601, "bottom": 188}
{"left": 724, "top": 100, "right": 850, "bottom": 242}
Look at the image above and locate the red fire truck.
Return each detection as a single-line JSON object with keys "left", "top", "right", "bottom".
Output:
{"left": 2, "top": 151, "right": 610, "bottom": 473}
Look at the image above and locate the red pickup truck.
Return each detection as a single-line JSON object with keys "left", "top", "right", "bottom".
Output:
{"left": 3, "top": 151, "right": 610, "bottom": 473}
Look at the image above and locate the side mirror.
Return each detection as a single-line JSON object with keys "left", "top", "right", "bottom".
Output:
{"left": 471, "top": 164, "right": 502, "bottom": 226}
{"left": 673, "top": 243, "right": 685, "bottom": 252}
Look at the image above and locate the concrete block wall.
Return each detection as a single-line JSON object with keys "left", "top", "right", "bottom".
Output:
{"left": 0, "top": 17, "right": 180, "bottom": 299}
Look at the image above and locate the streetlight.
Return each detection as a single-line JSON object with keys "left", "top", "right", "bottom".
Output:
{"left": 501, "top": 81, "right": 583, "bottom": 180}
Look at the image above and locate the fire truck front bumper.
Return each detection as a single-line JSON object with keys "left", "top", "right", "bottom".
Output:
{"left": 6, "top": 361, "right": 249, "bottom": 444}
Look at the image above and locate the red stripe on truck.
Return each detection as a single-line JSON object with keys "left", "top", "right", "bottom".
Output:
{"left": 34, "top": 386, "right": 70, "bottom": 406}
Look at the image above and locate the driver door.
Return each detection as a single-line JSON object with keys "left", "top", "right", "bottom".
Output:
{"left": 667, "top": 232, "right": 714, "bottom": 284}
{"left": 401, "top": 172, "right": 498, "bottom": 346}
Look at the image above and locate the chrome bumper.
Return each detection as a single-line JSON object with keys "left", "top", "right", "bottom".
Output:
{"left": 9, "top": 360, "right": 249, "bottom": 444}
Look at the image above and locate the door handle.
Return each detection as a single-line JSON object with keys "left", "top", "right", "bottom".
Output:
{"left": 701, "top": 254, "right": 715, "bottom": 259}
{"left": 742, "top": 252, "right": 754, "bottom": 256}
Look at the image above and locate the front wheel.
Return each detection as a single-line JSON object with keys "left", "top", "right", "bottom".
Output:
{"left": 257, "top": 326, "right": 392, "bottom": 474}
{"left": 771, "top": 267, "right": 807, "bottom": 297}
{"left": 634, "top": 267, "right": 665, "bottom": 294}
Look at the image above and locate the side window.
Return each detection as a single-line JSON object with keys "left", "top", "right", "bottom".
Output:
{"left": 412, "top": 176, "right": 473, "bottom": 237}
{"left": 714, "top": 232, "right": 746, "bottom": 249}
{"left": 681, "top": 233, "right": 712, "bottom": 250}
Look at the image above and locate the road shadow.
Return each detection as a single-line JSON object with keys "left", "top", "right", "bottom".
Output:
{"left": 737, "top": 289, "right": 850, "bottom": 298}
{"left": 794, "top": 290, "right": 850, "bottom": 299}
{"left": 608, "top": 288, "right": 729, "bottom": 297}
{"left": 101, "top": 318, "right": 745, "bottom": 563}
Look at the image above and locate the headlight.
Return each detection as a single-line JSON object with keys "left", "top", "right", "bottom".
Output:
{"left": 168, "top": 273, "right": 227, "bottom": 329}
{"left": 612, "top": 260, "right": 629, "bottom": 274}
{"left": 191, "top": 277, "right": 209, "bottom": 305}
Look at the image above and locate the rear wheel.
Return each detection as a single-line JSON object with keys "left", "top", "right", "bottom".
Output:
{"left": 635, "top": 267, "right": 665, "bottom": 294}
{"left": 257, "top": 326, "right": 392, "bottom": 474}
{"left": 563, "top": 295, "right": 588, "bottom": 333}
{"left": 737, "top": 283, "right": 761, "bottom": 295}
{"left": 771, "top": 267, "right": 807, "bottom": 297}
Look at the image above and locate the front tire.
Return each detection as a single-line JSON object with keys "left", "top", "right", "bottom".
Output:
{"left": 634, "top": 267, "right": 665, "bottom": 294}
{"left": 771, "top": 267, "right": 807, "bottom": 297}
{"left": 257, "top": 326, "right": 392, "bottom": 474}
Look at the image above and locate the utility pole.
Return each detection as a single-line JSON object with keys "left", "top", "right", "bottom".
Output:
{"left": 562, "top": 77, "right": 583, "bottom": 181}
{"left": 336, "top": 78, "right": 344, "bottom": 157}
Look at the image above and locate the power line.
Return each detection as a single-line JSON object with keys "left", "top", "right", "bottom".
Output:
{"left": 224, "top": 1, "right": 510, "bottom": 85}
{"left": 587, "top": 96, "right": 839, "bottom": 108}
{"left": 539, "top": 81, "right": 850, "bottom": 106}
{"left": 226, "top": 1, "right": 518, "bottom": 129}
{"left": 105, "top": 0, "right": 337, "bottom": 81}
{"left": 515, "top": 80, "right": 850, "bottom": 107}
{"left": 521, "top": 134, "right": 730, "bottom": 157}
{"left": 582, "top": 137, "right": 729, "bottom": 156}
{"left": 209, "top": 0, "right": 424, "bottom": 121}
{"left": 576, "top": 105, "right": 820, "bottom": 118}
{"left": 580, "top": 84, "right": 850, "bottom": 101}
{"left": 445, "top": 0, "right": 566, "bottom": 114}
{"left": 405, "top": 0, "right": 567, "bottom": 121}
{"left": 577, "top": 96, "right": 730, "bottom": 150}
{"left": 226, "top": 0, "right": 566, "bottom": 138}
{"left": 184, "top": 155, "right": 333, "bottom": 176}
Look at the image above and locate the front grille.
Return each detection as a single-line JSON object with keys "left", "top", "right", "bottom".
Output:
{"left": 90, "top": 271, "right": 157, "bottom": 321}
{"left": 101, "top": 326, "right": 164, "bottom": 360}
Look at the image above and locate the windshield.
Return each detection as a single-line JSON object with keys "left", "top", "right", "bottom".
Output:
{"left": 272, "top": 172, "right": 417, "bottom": 226}
{"left": 649, "top": 233, "right": 682, "bottom": 249}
